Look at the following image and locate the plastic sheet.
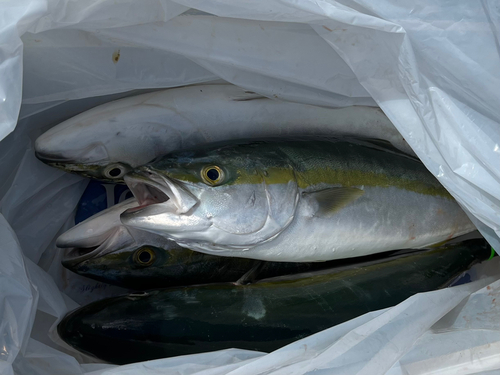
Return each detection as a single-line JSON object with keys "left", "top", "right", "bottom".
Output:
{"left": 1, "top": 1, "right": 500, "bottom": 374}
{"left": 21, "top": 30, "right": 218, "bottom": 105}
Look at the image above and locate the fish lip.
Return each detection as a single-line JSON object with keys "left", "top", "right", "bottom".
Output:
{"left": 61, "top": 226, "right": 135, "bottom": 268}
{"left": 34, "top": 151, "right": 107, "bottom": 176}
{"left": 124, "top": 168, "right": 198, "bottom": 215}
{"left": 62, "top": 247, "right": 101, "bottom": 268}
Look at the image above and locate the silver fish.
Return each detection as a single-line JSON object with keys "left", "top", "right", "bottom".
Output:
{"left": 120, "top": 138, "right": 475, "bottom": 262}
{"left": 58, "top": 198, "right": 357, "bottom": 290}
{"left": 57, "top": 198, "right": 175, "bottom": 266}
{"left": 35, "top": 84, "right": 413, "bottom": 182}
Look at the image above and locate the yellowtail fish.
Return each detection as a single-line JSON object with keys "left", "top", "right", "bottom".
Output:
{"left": 120, "top": 138, "right": 475, "bottom": 262}
{"left": 35, "top": 84, "right": 412, "bottom": 182}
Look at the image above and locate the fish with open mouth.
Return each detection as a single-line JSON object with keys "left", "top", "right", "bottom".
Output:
{"left": 34, "top": 84, "right": 413, "bottom": 182}
{"left": 57, "top": 239, "right": 491, "bottom": 364}
{"left": 59, "top": 198, "right": 376, "bottom": 290}
{"left": 120, "top": 138, "right": 476, "bottom": 262}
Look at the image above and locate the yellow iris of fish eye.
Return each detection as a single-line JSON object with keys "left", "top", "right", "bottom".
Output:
{"left": 134, "top": 248, "right": 156, "bottom": 267}
{"left": 202, "top": 165, "right": 224, "bottom": 185}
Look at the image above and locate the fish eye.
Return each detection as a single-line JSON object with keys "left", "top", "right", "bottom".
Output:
{"left": 201, "top": 165, "right": 224, "bottom": 185}
{"left": 103, "top": 164, "right": 128, "bottom": 179}
{"left": 133, "top": 248, "right": 156, "bottom": 267}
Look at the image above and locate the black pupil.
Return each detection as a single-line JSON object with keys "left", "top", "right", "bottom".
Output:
{"left": 108, "top": 167, "right": 122, "bottom": 177}
{"left": 139, "top": 250, "right": 152, "bottom": 264}
{"left": 206, "top": 168, "right": 219, "bottom": 181}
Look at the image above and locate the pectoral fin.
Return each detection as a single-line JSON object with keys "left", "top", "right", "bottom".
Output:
{"left": 306, "top": 187, "right": 364, "bottom": 217}
{"left": 234, "top": 261, "right": 264, "bottom": 285}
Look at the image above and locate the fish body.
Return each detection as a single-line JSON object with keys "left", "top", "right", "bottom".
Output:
{"left": 121, "top": 138, "right": 475, "bottom": 262}
{"left": 71, "top": 245, "right": 403, "bottom": 291}
{"left": 60, "top": 198, "right": 374, "bottom": 290}
{"left": 57, "top": 240, "right": 491, "bottom": 364}
{"left": 67, "top": 244, "right": 261, "bottom": 290}
{"left": 35, "top": 84, "right": 412, "bottom": 182}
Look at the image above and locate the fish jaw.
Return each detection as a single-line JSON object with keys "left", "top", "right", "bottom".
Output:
{"left": 121, "top": 169, "right": 211, "bottom": 237}
{"left": 61, "top": 224, "right": 178, "bottom": 271}
{"left": 58, "top": 198, "right": 140, "bottom": 267}
{"left": 57, "top": 198, "right": 138, "bottom": 248}
{"left": 61, "top": 225, "right": 181, "bottom": 275}
{"left": 35, "top": 141, "right": 133, "bottom": 182}
{"left": 34, "top": 115, "right": 117, "bottom": 178}
{"left": 34, "top": 138, "right": 134, "bottom": 181}
{"left": 120, "top": 207, "right": 212, "bottom": 239}
{"left": 124, "top": 169, "right": 198, "bottom": 214}
{"left": 61, "top": 226, "right": 137, "bottom": 268}
{"left": 64, "top": 247, "right": 149, "bottom": 289}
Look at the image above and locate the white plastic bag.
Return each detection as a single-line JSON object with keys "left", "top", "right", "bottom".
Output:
{"left": 1, "top": 1, "right": 499, "bottom": 374}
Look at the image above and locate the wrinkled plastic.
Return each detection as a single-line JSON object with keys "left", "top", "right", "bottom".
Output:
{"left": 1, "top": 1, "right": 499, "bottom": 374}
{"left": 3, "top": 0, "right": 498, "bottom": 249}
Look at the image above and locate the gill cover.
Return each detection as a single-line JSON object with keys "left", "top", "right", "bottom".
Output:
{"left": 122, "top": 145, "right": 300, "bottom": 251}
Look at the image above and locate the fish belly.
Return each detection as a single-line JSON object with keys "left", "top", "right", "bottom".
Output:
{"left": 233, "top": 186, "right": 475, "bottom": 262}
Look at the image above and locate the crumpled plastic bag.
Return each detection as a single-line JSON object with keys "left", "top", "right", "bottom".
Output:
{"left": 1, "top": 1, "right": 499, "bottom": 374}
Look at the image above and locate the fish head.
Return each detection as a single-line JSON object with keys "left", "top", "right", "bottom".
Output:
{"left": 34, "top": 92, "right": 185, "bottom": 182}
{"left": 66, "top": 245, "right": 184, "bottom": 290}
{"left": 58, "top": 197, "right": 171, "bottom": 267}
{"left": 57, "top": 198, "right": 141, "bottom": 265}
{"left": 57, "top": 289, "right": 179, "bottom": 364}
{"left": 121, "top": 142, "right": 300, "bottom": 252}
{"left": 59, "top": 223, "right": 138, "bottom": 274}
{"left": 57, "top": 196, "right": 182, "bottom": 288}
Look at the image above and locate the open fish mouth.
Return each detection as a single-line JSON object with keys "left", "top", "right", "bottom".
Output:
{"left": 123, "top": 168, "right": 198, "bottom": 215}
{"left": 124, "top": 174, "right": 170, "bottom": 210}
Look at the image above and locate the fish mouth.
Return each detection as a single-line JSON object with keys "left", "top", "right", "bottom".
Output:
{"left": 123, "top": 168, "right": 198, "bottom": 215}
{"left": 61, "top": 226, "right": 135, "bottom": 268}
{"left": 34, "top": 150, "right": 99, "bottom": 173}
{"left": 62, "top": 246, "right": 101, "bottom": 268}
{"left": 124, "top": 174, "right": 170, "bottom": 210}
{"left": 35, "top": 153, "right": 133, "bottom": 183}
{"left": 34, "top": 140, "right": 135, "bottom": 181}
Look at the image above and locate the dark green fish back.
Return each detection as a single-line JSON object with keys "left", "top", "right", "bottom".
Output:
{"left": 150, "top": 138, "right": 450, "bottom": 197}
{"left": 58, "top": 240, "right": 490, "bottom": 364}
{"left": 71, "top": 245, "right": 403, "bottom": 290}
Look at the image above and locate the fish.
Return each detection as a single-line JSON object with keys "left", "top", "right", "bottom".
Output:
{"left": 60, "top": 198, "right": 388, "bottom": 290}
{"left": 57, "top": 239, "right": 491, "bottom": 364}
{"left": 120, "top": 138, "right": 476, "bottom": 262}
{"left": 56, "top": 198, "right": 157, "bottom": 265}
{"left": 34, "top": 84, "right": 413, "bottom": 182}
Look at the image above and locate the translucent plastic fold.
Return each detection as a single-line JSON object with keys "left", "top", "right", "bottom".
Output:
{"left": 0, "top": 1, "right": 499, "bottom": 374}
